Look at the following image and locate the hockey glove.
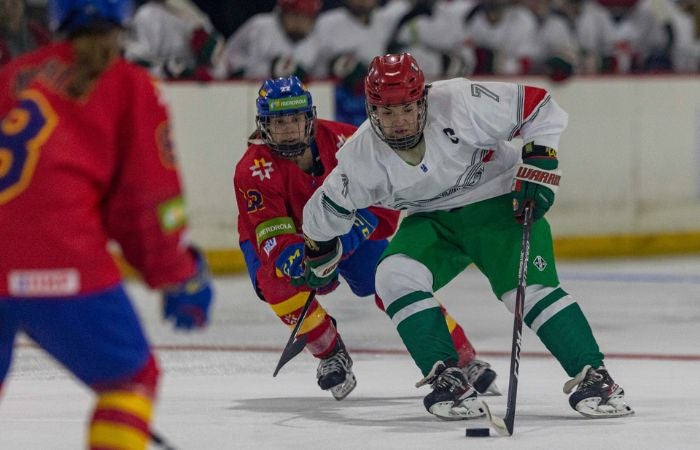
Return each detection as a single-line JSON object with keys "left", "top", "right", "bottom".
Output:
{"left": 276, "top": 242, "right": 305, "bottom": 281}
{"left": 162, "top": 247, "right": 213, "bottom": 330}
{"left": 302, "top": 235, "right": 342, "bottom": 290}
{"left": 511, "top": 143, "right": 562, "bottom": 222}
{"left": 339, "top": 209, "right": 378, "bottom": 258}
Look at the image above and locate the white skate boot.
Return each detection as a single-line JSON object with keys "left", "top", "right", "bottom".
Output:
{"left": 417, "top": 361, "right": 486, "bottom": 420}
{"left": 564, "top": 365, "right": 634, "bottom": 418}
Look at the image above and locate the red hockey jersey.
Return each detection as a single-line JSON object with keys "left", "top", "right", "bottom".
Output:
{"left": 234, "top": 119, "right": 399, "bottom": 274}
{"left": 0, "top": 42, "right": 194, "bottom": 297}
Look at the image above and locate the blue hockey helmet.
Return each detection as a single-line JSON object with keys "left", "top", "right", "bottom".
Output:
{"left": 49, "top": 0, "right": 133, "bottom": 33}
{"left": 255, "top": 75, "right": 316, "bottom": 158}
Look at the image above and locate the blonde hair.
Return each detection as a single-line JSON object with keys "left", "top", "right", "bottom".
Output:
{"left": 67, "top": 28, "right": 121, "bottom": 98}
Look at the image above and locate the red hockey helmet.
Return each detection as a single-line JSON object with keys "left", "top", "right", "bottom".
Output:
{"left": 365, "top": 53, "right": 427, "bottom": 150}
{"left": 365, "top": 52, "right": 425, "bottom": 106}
{"left": 278, "top": 0, "right": 323, "bottom": 16}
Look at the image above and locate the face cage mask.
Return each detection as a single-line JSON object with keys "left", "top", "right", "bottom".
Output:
{"left": 256, "top": 108, "right": 317, "bottom": 159}
{"left": 366, "top": 96, "right": 427, "bottom": 151}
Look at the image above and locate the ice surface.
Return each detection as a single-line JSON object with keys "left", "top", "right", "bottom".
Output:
{"left": 1, "top": 257, "right": 699, "bottom": 449}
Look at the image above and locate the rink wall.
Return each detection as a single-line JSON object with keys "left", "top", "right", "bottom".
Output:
{"left": 157, "top": 77, "right": 700, "bottom": 272}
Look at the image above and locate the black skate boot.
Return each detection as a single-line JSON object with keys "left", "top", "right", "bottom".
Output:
{"left": 416, "top": 361, "right": 485, "bottom": 420}
{"left": 464, "top": 358, "right": 501, "bottom": 396}
{"left": 564, "top": 365, "right": 634, "bottom": 418}
{"left": 316, "top": 337, "right": 356, "bottom": 401}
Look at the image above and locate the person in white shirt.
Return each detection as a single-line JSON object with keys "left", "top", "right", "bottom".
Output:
{"left": 387, "top": 0, "right": 477, "bottom": 79}
{"left": 213, "top": 0, "right": 322, "bottom": 80}
{"left": 555, "top": 0, "right": 618, "bottom": 74}
{"left": 665, "top": 0, "right": 699, "bottom": 72}
{"left": 299, "top": 52, "right": 634, "bottom": 421}
{"left": 462, "top": 0, "right": 539, "bottom": 75}
{"left": 124, "top": 0, "right": 223, "bottom": 80}
{"left": 311, "top": 0, "right": 411, "bottom": 84}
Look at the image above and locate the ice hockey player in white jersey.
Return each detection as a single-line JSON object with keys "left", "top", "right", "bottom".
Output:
{"left": 300, "top": 52, "right": 635, "bottom": 420}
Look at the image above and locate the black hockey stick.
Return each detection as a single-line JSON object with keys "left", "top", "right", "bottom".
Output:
{"left": 151, "top": 430, "right": 177, "bottom": 450}
{"left": 273, "top": 289, "right": 317, "bottom": 377}
{"left": 483, "top": 202, "right": 534, "bottom": 437}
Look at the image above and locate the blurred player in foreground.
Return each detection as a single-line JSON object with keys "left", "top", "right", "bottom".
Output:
{"left": 0, "top": 1, "right": 213, "bottom": 448}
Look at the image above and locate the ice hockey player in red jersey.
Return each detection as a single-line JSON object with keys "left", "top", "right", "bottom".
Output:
{"left": 0, "top": 1, "right": 213, "bottom": 448}
{"left": 234, "top": 75, "right": 498, "bottom": 402}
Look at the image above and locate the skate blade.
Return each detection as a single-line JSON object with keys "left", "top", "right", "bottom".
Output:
{"left": 482, "top": 401, "right": 511, "bottom": 436}
{"left": 430, "top": 398, "right": 486, "bottom": 421}
{"left": 330, "top": 373, "right": 357, "bottom": 401}
{"left": 575, "top": 397, "right": 635, "bottom": 418}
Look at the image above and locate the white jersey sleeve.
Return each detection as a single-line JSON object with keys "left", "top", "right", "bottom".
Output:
{"left": 303, "top": 123, "right": 391, "bottom": 242}
{"left": 457, "top": 78, "right": 568, "bottom": 150}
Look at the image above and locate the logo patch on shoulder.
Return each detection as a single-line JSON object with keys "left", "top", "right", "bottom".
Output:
{"left": 250, "top": 158, "right": 274, "bottom": 180}
{"left": 157, "top": 196, "right": 187, "bottom": 232}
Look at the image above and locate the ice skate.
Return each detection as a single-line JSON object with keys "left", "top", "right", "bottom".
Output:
{"left": 417, "top": 361, "right": 485, "bottom": 420}
{"left": 464, "top": 358, "right": 501, "bottom": 396}
{"left": 564, "top": 365, "right": 634, "bottom": 418}
{"left": 316, "top": 338, "right": 356, "bottom": 401}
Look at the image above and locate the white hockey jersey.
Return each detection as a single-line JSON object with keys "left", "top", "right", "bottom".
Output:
{"left": 310, "top": 1, "right": 411, "bottom": 77}
{"left": 213, "top": 12, "right": 320, "bottom": 79}
{"left": 303, "top": 78, "right": 568, "bottom": 242}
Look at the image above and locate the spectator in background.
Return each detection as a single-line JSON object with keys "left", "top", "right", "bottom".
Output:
{"left": 388, "top": 0, "right": 477, "bottom": 79}
{"left": 124, "top": 0, "right": 224, "bottom": 80}
{"left": 600, "top": 0, "right": 669, "bottom": 72}
{"left": 312, "top": 0, "right": 411, "bottom": 85}
{"left": 462, "top": 0, "right": 539, "bottom": 75}
{"left": 521, "top": 0, "right": 581, "bottom": 81}
{"left": 664, "top": 0, "right": 699, "bottom": 72}
{"left": 213, "top": 0, "right": 321, "bottom": 81}
{"left": 313, "top": 0, "right": 411, "bottom": 124}
{"left": 554, "top": 0, "right": 618, "bottom": 74}
{"left": 0, "top": 0, "right": 50, "bottom": 67}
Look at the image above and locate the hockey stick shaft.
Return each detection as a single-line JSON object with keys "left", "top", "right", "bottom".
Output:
{"left": 273, "top": 289, "right": 317, "bottom": 377}
{"left": 502, "top": 202, "right": 534, "bottom": 435}
{"left": 484, "top": 202, "right": 533, "bottom": 436}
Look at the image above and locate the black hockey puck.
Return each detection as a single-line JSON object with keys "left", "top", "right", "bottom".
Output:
{"left": 466, "top": 427, "right": 490, "bottom": 437}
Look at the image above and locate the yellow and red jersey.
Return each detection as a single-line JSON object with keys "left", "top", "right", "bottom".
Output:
{"left": 0, "top": 41, "right": 194, "bottom": 297}
{"left": 234, "top": 119, "right": 399, "bottom": 278}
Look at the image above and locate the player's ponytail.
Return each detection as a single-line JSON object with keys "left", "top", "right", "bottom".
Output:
{"left": 67, "top": 28, "right": 121, "bottom": 98}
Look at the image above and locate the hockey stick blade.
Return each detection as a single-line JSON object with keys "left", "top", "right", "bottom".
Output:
{"left": 273, "top": 334, "right": 308, "bottom": 377}
{"left": 272, "top": 290, "right": 316, "bottom": 377}
{"left": 151, "top": 430, "right": 178, "bottom": 450}
{"left": 482, "top": 401, "right": 511, "bottom": 437}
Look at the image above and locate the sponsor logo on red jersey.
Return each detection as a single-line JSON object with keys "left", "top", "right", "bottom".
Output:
{"left": 8, "top": 269, "right": 80, "bottom": 296}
